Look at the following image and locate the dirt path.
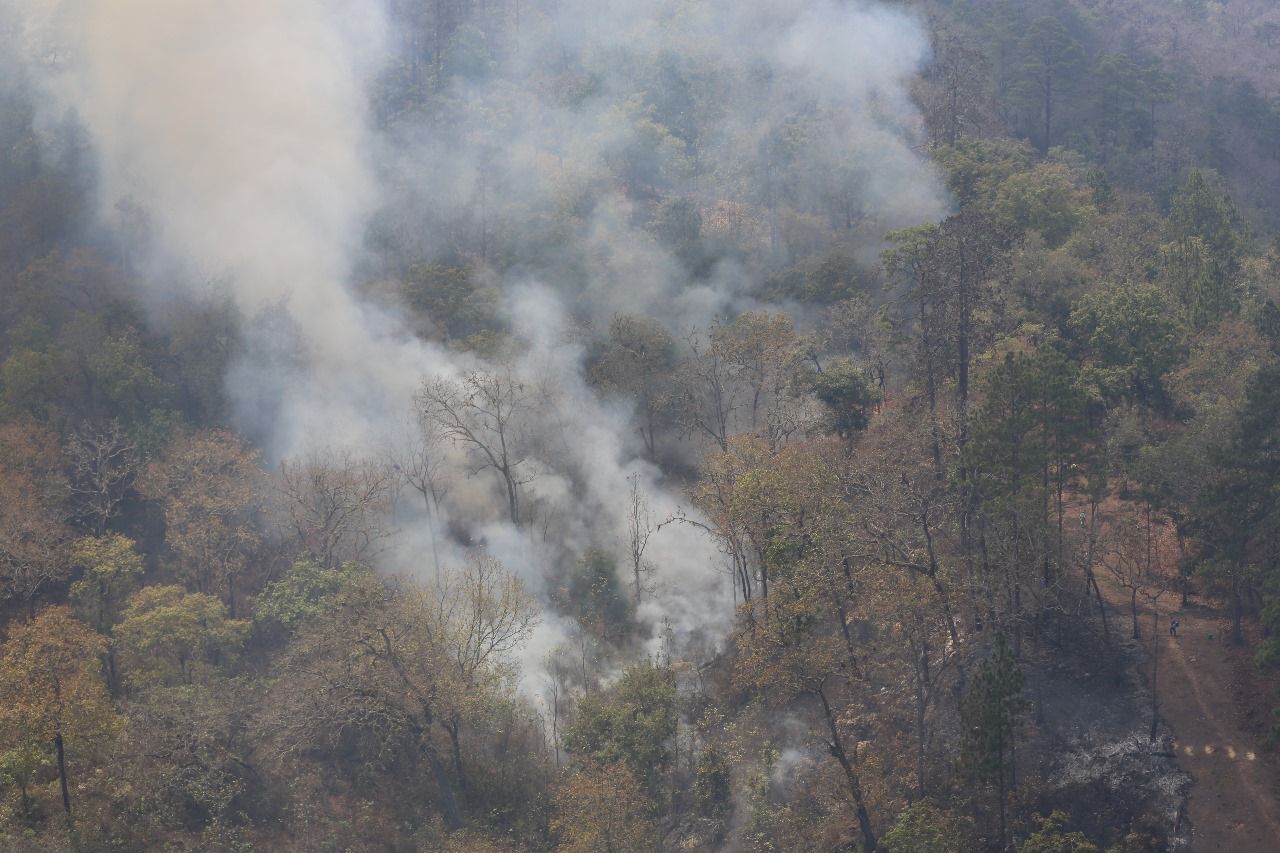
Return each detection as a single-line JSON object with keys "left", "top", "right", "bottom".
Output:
{"left": 1144, "top": 601, "right": 1280, "bottom": 852}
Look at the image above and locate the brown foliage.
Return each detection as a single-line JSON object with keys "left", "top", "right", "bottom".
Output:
{"left": 139, "top": 429, "right": 266, "bottom": 610}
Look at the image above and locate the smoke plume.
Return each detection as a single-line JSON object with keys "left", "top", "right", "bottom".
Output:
{"left": 9, "top": 0, "right": 946, "bottom": 680}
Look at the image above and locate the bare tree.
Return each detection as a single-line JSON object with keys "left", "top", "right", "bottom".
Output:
{"left": 1142, "top": 577, "right": 1172, "bottom": 744}
{"left": 677, "top": 314, "right": 805, "bottom": 453}
{"left": 417, "top": 368, "right": 533, "bottom": 525}
{"left": 265, "top": 551, "right": 536, "bottom": 830}
{"left": 625, "top": 473, "right": 654, "bottom": 603}
{"left": 1101, "top": 506, "right": 1176, "bottom": 640}
{"left": 428, "top": 551, "right": 540, "bottom": 785}
{"left": 386, "top": 416, "right": 452, "bottom": 573}
{"left": 1078, "top": 496, "right": 1111, "bottom": 646}
{"left": 922, "top": 32, "right": 993, "bottom": 147}
{"left": 887, "top": 585, "right": 959, "bottom": 799}
{"left": 720, "top": 313, "right": 807, "bottom": 450}
{"left": 277, "top": 451, "right": 396, "bottom": 568}
{"left": 66, "top": 421, "right": 139, "bottom": 534}
{"left": 1099, "top": 506, "right": 1177, "bottom": 741}
{"left": 592, "top": 314, "right": 677, "bottom": 460}
{"left": 0, "top": 473, "right": 71, "bottom": 616}
{"left": 677, "top": 324, "right": 740, "bottom": 453}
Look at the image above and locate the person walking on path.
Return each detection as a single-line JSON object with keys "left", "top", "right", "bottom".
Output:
{"left": 1170, "top": 618, "right": 1180, "bottom": 637}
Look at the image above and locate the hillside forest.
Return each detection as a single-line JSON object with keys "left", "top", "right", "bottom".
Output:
{"left": 2, "top": 0, "right": 1280, "bottom": 851}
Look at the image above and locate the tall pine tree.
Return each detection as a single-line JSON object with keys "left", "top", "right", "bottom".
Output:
{"left": 961, "top": 633, "right": 1029, "bottom": 849}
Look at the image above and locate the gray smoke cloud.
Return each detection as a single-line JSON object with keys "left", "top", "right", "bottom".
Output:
{"left": 373, "top": 0, "right": 946, "bottom": 325}
{"left": 8, "top": 0, "right": 945, "bottom": 687}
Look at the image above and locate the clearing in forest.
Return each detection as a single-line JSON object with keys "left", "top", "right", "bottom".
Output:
{"left": 1120, "top": 593, "right": 1280, "bottom": 852}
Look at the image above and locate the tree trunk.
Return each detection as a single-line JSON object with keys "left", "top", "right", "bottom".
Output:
{"left": 448, "top": 716, "right": 466, "bottom": 790}
{"left": 55, "top": 732, "right": 72, "bottom": 816}
{"left": 1231, "top": 565, "right": 1245, "bottom": 646}
{"left": 501, "top": 466, "right": 520, "bottom": 526}
{"left": 1042, "top": 73, "right": 1053, "bottom": 155}
{"left": 1083, "top": 502, "right": 1111, "bottom": 646}
{"left": 915, "top": 673, "right": 928, "bottom": 798}
{"left": 919, "top": 296, "right": 943, "bottom": 480}
{"left": 425, "top": 499, "right": 443, "bottom": 575}
{"left": 425, "top": 734, "right": 463, "bottom": 830}
{"left": 961, "top": 488, "right": 982, "bottom": 639}
{"left": 642, "top": 387, "right": 657, "bottom": 460}
{"left": 996, "top": 739, "right": 1008, "bottom": 851}
{"left": 1013, "top": 578, "right": 1022, "bottom": 658}
{"left": 1089, "top": 569, "right": 1110, "bottom": 646}
{"left": 957, "top": 328, "right": 970, "bottom": 441}
{"left": 105, "top": 649, "right": 120, "bottom": 697}
{"left": 16, "top": 777, "right": 31, "bottom": 824}
{"left": 1008, "top": 723, "right": 1018, "bottom": 789}
{"left": 817, "top": 687, "right": 876, "bottom": 852}
{"left": 948, "top": 77, "right": 959, "bottom": 147}
{"left": 1175, "top": 525, "right": 1189, "bottom": 607}
{"left": 1150, "top": 607, "right": 1161, "bottom": 743}
{"left": 1056, "top": 469, "right": 1065, "bottom": 584}
{"left": 919, "top": 509, "right": 961, "bottom": 648}
{"left": 1131, "top": 588, "right": 1140, "bottom": 639}
{"left": 1042, "top": 460, "right": 1053, "bottom": 587}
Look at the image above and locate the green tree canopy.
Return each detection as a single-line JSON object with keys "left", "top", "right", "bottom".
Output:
{"left": 1069, "top": 283, "right": 1186, "bottom": 406}
{"left": 113, "top": 585, "right": 248, "bottom": 688}
{"left": 563, "top": 660, "right": 676, "bottom": 797}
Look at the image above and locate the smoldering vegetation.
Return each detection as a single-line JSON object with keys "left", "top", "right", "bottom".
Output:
{"left": 9, "top": 0, "right": 947, "bottom": 665}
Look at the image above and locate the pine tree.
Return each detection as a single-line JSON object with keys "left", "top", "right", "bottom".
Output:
{"left": 1018, "top": 16, "right": 1085, "bottom": 154}
{"left": 1165, "top": 171, "right": 1248, "bottom": 328}
{"left": 961, "top": 633, "right": 1029, "bottom": 848}
{"left": 1198, "top": 361, "right": 1280, "bottom": 646}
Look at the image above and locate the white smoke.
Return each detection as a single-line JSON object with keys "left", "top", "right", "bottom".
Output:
{"left": 9, "top": 0, "right": 945, "bottom": 686}
{"left": 375, "top": 0, "right": 947, "bottom": 326}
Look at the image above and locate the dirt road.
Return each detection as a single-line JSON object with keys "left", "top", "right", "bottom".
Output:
{"left": 1152, "top": 602, "right": 1280, "bottom": 852}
